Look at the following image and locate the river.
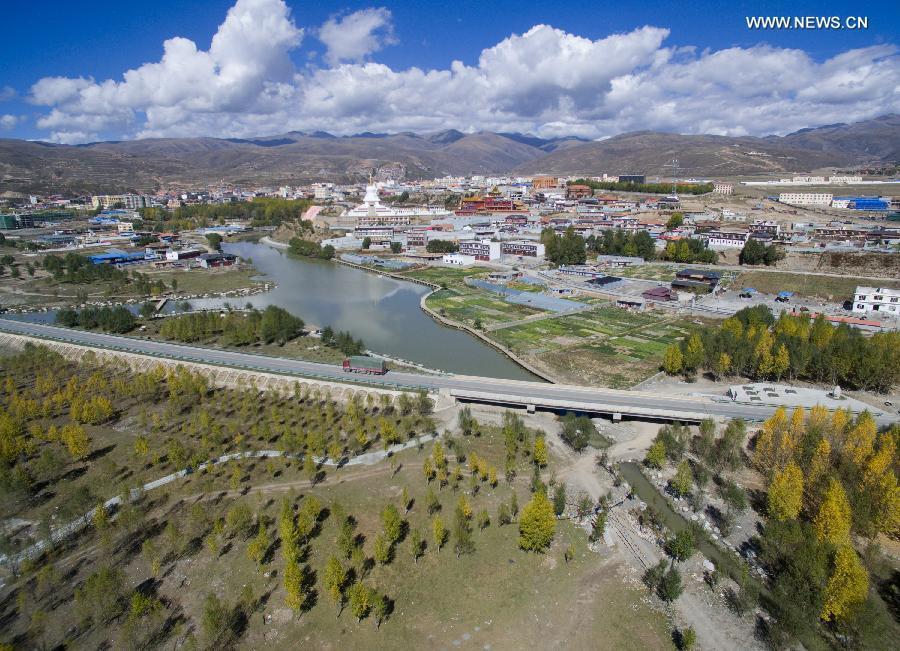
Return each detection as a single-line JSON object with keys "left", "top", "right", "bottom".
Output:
{"left": 175, "top": 241, "right": 537, "bottom": 381}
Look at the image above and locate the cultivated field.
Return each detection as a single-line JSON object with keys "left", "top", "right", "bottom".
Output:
{"left": 491, "top": 307, "right": 698, "bottom": 388}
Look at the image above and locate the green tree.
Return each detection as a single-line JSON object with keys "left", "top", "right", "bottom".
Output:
{"left": 323, "top": 556, "right": 347, "bottom": 615}
{"left": 645, "top": 440, "right": 666, "bottom": 469}
{"left": 453, "top": 503, "right": 475, "bottom": 558}
{"left": 552, "top": 483, "right": 567, "bottom": 516}
{"left": 373, "top": 533, "right": 391, "bottom": 565}
{"left": 658, "top": 564, "right": 683, "bottom": 602}
{"left": 432, "top": 516, "right": 447, "bottom": 551}
{"left": 381, "top": 504, "right": 403, "bottom": 545}
{"left": 666, "top": 529, "right": 696, "bottom": 562}
{"left": 205, "top": 233, "right": 223, "bottom": 251}
{"left": 410, "top": 528, "right": 425, "bottom": 563}
{"left": 247, "top": 522, "right": 270, "bottom": 566}
{"left": 671, "top": 460, "right": 693, "bottom": 497}
{"left": 348, "top": 582, "right": 372, "bottom": 622}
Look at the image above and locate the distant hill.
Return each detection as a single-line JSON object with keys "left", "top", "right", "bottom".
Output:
{"left": 514, "top": 115, "right": 900, "bottom": 177}
{"left": 0, "top": 116, "right": 895, "bottom": 193}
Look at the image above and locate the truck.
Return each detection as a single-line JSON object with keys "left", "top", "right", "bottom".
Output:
{"left": 342, "top": 356, "right": 387, "bottom": 375}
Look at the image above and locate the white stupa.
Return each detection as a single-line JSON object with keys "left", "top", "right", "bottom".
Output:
{"left": 345, "top": 182, "right": 452, "bottom": 226}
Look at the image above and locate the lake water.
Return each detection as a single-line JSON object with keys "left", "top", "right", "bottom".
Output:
{"left": 175, "top": 241, "right": 538, "bottom": 381}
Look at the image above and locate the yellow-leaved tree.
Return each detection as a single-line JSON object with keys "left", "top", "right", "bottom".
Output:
{"left": 841, "top": 412, "right": 877, "bottom": 468}
{"left": 767, "top": 461, "right": 804, "bottom": 521}
{"left": 814, "top": 478, "right": 852, "bottom": 546}
{"left": 754, "top": 407, "right": 787, "bottom": 472}
{"left": 662, "top": 344, "right": 683, "bottom": 376}
{"left": 821, "top": 544, "right": 868, "bottom": 622}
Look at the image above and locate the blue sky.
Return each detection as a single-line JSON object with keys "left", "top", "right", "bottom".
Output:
{"left": 1, "top": 0, "right": 897, "bottom": 142}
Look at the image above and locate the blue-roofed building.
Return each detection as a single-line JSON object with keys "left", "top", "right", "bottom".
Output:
{"left": 832, "top": 196, "right": 889, "bottom": 210}
{"left": 88, "top": 248, "right": 147, "bottom": 265}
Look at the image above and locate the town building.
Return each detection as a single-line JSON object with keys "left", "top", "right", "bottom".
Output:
{"left": 852, "top": 286, "right": 900, "bottom": 316}
{"left": 713, "top": 182, "right": 734, "bottom": 195}
{"left": 198, "top": 253, "right": 237, "bottom": 268}
{"left": 353, "top": 226, "right": 395, "bottom": 244}
{"left": 672, "top": 268, "right": 721, "bottom": 293}
{"left": 618, "top": 175, "right": 646, "bottom": 184}
{"left": 500, "top": 241, "right": 546, "bottom": 258}
{"left": 595, "top": 255, "right": 645, "bottom": 268}
{"left": 777, "top": 192, "right": 833, "bottom": 206}
{"left": 442, "top": 253, "right": 476, "bottom": 266}
{"left": 749, "top": 220, "right": 781, "bottom": 235}
{"left": 703, "top": 231, "right": 749, "bottom": 249}
{"left": 164, "top": 249, "right": 204, "bottom": 262}
{"left": 566, "top": 184, "right": 593, "bottom": 199}
{"left": 642, "top": 286, "right": 678, "bottom": 302}
{"left": 532, "top": 176, "right": 560, "bottom": 191}
{"left": 458, "top": 239, "right": 501, "bottom": 261}
{"left": 91, "top": 194, "right": 152, "bottom": 210}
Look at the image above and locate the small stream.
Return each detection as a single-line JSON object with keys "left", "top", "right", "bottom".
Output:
{"left": 619, "top": 461, "right": 738, "bottom": 574}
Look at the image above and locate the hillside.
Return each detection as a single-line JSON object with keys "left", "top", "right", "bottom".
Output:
{"left": 0, "top": 116, "right": 896, "bottom": 192}
{"left": 514, "top": 115, "right": 900, "bottom": 177}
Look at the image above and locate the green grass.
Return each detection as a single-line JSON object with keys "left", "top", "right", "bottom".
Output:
{"left": 607, "top": 264, "right": 680, "bottom": 281}
{"left": 426, "top": 286, "right": 542, "bottom": 328}
{"left": 149, "top": 267, "right": 266, "bottom": 295}
{"left": 399, "top": 266, "right": 491, "bottom": 287}
{"left": 489, "top": 307, "right": 698, "bottom": 388}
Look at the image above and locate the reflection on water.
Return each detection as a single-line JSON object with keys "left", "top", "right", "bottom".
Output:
{"left": 174, "top": 242, "right": 538, "bottom": 381}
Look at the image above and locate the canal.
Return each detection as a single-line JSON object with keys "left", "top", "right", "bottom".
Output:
{"left": 178, "top": 241, "right": 539, "bottom": 381}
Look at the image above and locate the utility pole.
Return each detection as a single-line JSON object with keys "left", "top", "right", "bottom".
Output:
{"left": 663, "top": 158, "right": 680, "bottom": 198}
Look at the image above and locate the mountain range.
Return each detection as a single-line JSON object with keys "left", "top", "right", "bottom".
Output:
{"left": 0, "top": 115, "right": 896, "bottom": 194}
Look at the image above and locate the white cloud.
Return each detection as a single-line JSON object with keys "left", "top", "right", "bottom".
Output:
{"left": 0, "top": 87, "right": 16, "bottom": 102}
{"left": 48, "top": 130, "right": 98, "bottom": 145}
{"left": 25, "top": 0, "right": 900, "bottom": 144}
{"left": 319, "top": 8, "right": 396, "bottom": 65}
{"left": 0, "top": 114, "right": 19, "bottom": 130}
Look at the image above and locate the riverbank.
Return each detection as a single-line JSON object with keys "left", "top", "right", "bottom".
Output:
{"left": 1, "top": 258, "right": 270, "bottom": 313}
{"left": 393, "top": 265, "right": 697, "bottom": 389}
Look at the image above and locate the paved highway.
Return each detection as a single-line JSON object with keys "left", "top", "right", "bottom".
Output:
{"left": 0, "top": 318, "right": 891, "bottom": 424}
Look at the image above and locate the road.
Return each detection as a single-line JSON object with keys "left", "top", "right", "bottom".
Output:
{"left": 0, "top": 318, "right": 892, "bottom": 424}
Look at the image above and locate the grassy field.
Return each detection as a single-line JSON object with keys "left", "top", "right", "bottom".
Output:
{"left": 399, "top": 266, "right": 489, "bottom": 287}
{"left": 0, "top": 348, "right": 671, "bottom": 650}
{"left": 144, "top": 266, "right": 267, "bottom": 295}
{"left": 6, "top": 262, "right": 265, "bottom": 310}
{"left": 606, "top": 264, "right": 680, "bottom": 282}
{"left": 427, "top": 288, "right": 542, "bottom": 328}
{"left": 490, "top": 307, "right": 699, "bottom": 388}
{"left": 400, "top": 266, "right": 543, "bottom": 328}
{"left": 733, "top": 270, "right": 900, "bottom": 301}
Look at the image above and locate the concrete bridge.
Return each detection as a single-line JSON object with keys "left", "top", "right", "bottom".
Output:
{"left": 0, "top": 319, "right": 893, "bottom": 425}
